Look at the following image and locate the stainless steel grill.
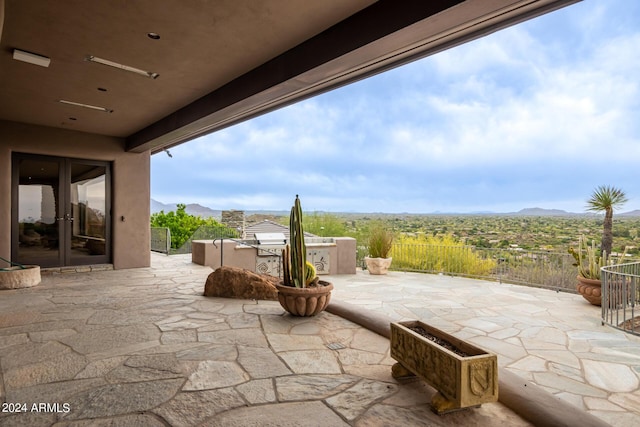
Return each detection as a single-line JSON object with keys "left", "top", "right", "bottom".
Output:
{"left": 255, "top": 233, "right": 287, "bottom": 257}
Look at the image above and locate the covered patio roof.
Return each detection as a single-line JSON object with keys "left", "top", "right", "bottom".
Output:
{"left": 0, "top": 0, "right": 578, "bottom": 154}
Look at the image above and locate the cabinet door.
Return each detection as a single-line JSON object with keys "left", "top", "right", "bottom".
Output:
{"left": 307, "top": 248, "right": 330, "bottom": 275}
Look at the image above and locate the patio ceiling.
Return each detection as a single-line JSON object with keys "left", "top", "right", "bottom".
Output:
{"left": 0, "top": 0, "right": 579, "bottom": 154}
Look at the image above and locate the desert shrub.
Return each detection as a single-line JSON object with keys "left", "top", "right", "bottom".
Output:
{"left": 367, "top": 222, "right": 394, "bottom": 258}
{"left": 392, "top": 234, "right": 495, "bottom": 276}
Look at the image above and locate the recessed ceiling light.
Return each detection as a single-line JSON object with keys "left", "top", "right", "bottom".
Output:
{"left": 86, "top": 55, "right": 159, "bottom": 79}
{"left": 147, "top": 32, "right": 160, "bottom": 40}
{"left": 13, "top": 49, "right": 51, "bottom": 67}
{"left": 58, "top": 99, "right": 113, "bottom": 113}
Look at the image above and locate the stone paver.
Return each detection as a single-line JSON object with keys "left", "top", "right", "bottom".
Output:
{"left": 0, "top": 253, "right": 634, "bottom": 425}
{"left": 328, "top": 270, "right": 640, "bottom": 427}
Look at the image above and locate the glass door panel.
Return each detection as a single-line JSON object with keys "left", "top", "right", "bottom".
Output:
{"left": 69, "top": 163, "right": 108, "bottom": 264}
{"left": 13, "top": 154, "right": 111, "bottom": 268}
{"left": 16, "top": 158, "right": 63, "bottom": 267}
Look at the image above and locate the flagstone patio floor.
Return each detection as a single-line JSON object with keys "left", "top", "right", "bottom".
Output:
{"left": 329, "top": 268, "right": 640, "bottom": 427}
{"left": 0, "top": 253, "right": 638, "bottom": 426}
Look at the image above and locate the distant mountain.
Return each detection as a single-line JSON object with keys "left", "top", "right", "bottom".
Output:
{"left": 184, "top": 203, "right": 222, "bottom": 218}
{"left": 619, "top": 210, "right": 640, "bottom": 217}
{"left": 512, "top": 207, "right": 577, "bottom": 217}
{"left": 513, "top": 208, "right": 640, "bottom": 218}
{"left": 151, "top": 199, "right": 175, "bottom": 214}
{"left": 150, "top": 199, "right": 640, "bottom": 217}
{"left": 467, "top": 211, "right": 497, "bottom": 215}
{"left": 424, "top": 210, "right": 497, "bottom": 215}
{"left": 151, "top": 199, "right": 221, "bottom": 218}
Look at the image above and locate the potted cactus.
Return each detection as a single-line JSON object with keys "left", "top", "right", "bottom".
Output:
{"left": 276, "top": 195, "right": 333, "bottom": 316}
{"left": 569, "top": 235, "right": 629, "bottom": 306}
{"left": 568, "top": 235, "right": 605, "bottom": 305}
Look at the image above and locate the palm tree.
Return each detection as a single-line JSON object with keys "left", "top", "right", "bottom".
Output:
{"left": 586, "top": 185, "right": 628, "bottom": 260}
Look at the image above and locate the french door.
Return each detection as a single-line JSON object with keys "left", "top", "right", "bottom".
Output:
{"left": 11, "top": 153, "right": 111, "bottom": 268}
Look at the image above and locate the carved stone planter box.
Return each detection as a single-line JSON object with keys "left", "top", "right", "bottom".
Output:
{"left": 390, "top": 321, "right": 498, "bottom": 414}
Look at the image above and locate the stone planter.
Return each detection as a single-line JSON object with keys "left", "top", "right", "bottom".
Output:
{"left": 390, "top": 320, "right": 498, "bottom": 414}
{"left": 0, "top": 265, "right": 41, "bottom": 290}
{"left": 276, "top": 281, "right": 333, "bottom": 316}
{"left": 364, "top": 257, "right": 392, "bottom": 275}
{"left": 576, "top": 275, "right": 602, "bottom": 306}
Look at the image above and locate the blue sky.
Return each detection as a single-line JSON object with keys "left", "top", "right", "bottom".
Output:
{"left": 152, "top": 1, "right": 640, "bottom": 214}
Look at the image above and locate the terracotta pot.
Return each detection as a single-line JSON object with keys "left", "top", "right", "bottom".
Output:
{"left": 364, "top": 257, "right": 392, "bottom": 275}
{"left": 390, "top": 321, "right": 498, "bottom": 414}
{"left": 276, "top": 281, "right": 333, "bottom": 316}
{"left": 576, "top": 275, "right": 601, "bottom": 306}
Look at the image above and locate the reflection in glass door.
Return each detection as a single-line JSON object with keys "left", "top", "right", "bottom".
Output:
{"left": 69, "top": 162, "right": 108, "bottom": 265}
{"left": 14, "top": 157, "right": 62, "bottom": 267}
{"left": 12, "top": 154, "right": 111, "bottom": 268}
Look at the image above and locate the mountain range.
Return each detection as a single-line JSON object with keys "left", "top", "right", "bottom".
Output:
{"left": 150, "top": 199, "right": 640, "bottom": 218}
{"left": 151, "top": 199, "right": 222, "bottom": 218}
{"left": 513, "top": 208, "right": 639, "bottom": 217}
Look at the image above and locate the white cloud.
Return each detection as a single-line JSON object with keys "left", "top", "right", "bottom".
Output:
{"left": 152, "top": 1, "right": 640, "bottom": 213}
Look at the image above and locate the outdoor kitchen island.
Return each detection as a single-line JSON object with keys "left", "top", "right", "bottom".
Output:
{"left": 192, "top": 236, "right": 357, "bottom": 275}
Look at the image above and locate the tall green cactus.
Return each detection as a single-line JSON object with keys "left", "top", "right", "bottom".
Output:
{"left": 281, "top": 195, "right": 318, "bottom": 287}
{"left": 289, "top": 195, "right": 307, "bottom": 288}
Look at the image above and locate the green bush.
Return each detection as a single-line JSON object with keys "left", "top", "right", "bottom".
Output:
{"left": 151, "top": 204, "right": 226, "bottom": 249}
{"left": 302, "top": 212, "right": 349, "bottom": 237}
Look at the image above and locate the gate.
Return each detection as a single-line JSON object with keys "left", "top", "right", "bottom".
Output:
{"left": 602, "top": 261, "right": 640, "bottom": 336}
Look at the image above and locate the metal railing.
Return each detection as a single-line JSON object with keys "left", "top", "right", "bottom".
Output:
{"left": 170, "top": 225, "right": 240, "bottom": 254}
{"left": 481, "top": 248, "right": 576, "bottom": 290}
{"left": 358, "top": 243, "right": 581, "bottom": 292}
{"left": 602, "top": 262, "right": 640, "bottom": 336}
{"left": 150, "top": 225, "right": 240, "bottom": 255}
{"left": 151, "top": 227, "right": 171, "bottom": 254}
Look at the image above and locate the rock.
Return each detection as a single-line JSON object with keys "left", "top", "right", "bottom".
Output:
{"left": 204, "top": 266, "right": 279, "bottom": 300}
{"left": 0, "top": 265, "right": 41, "bottom": 290}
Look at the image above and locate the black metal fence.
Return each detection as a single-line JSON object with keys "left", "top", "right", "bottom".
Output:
{"left": 602, "top": 262, "right": 640, "bottom": 336}
{"left": 358, "top": 243, "right": 605, "bottom": 293}
{"left": 150, "top": 225, "right": 240, "bottom": 255}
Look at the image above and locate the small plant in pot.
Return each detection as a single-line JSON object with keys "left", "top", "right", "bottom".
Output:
{"left": 364, "top": 222, "right": 394, "bottom": 275}
{"left": 568, "top": 235, "right": 605, "bottom": 306}
{"left": 276, "top": 195, "right": 333, "bottom": 316}
{"left": 569, "top": 235, "right": 628, "bottom": 306}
